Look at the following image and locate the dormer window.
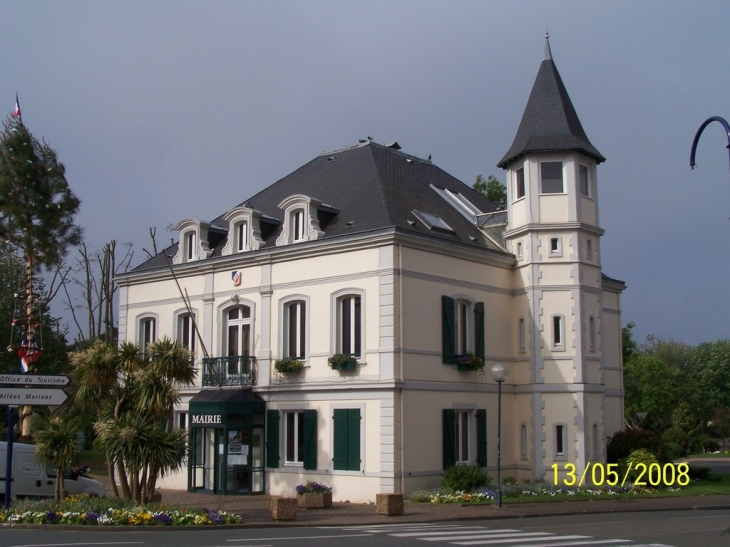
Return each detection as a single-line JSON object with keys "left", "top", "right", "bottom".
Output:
{"left": 292, "top": 209, "right": 306, "bottom": 242}
{"left": 186, "top": 231, "right": 196, "bottom": 261}
{"left": 276, "top": 195, "right": 326, "bottom": 246}
{"left": 221, "top": 207, "right": 264, "bottom": 256}
{"left": 172, "top": 219, "right": 213, "bottom": 264}
{"left": 237, "top": 220, "right": 249, "bottom": 252}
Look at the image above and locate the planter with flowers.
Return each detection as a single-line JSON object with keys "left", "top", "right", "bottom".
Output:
{"left": 455, "top": 354, "right": 484, "bottom": 372}
{"left": 328, "top": 353, "right": 358, "bottom": 372}
{"left": 274, "top": 357, "right": 304, "bottom": 375}
{"left": 296, "top": 481, "right": 333, "bottom": 508}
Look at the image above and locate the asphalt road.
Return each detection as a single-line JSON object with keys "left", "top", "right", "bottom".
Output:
{"left": 1, "top": 509, "right": 728, "bottom": 547}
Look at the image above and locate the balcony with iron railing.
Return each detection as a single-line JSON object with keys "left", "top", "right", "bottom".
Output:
{"left": 202, "top": 355, "right": 257, "bottom": 387}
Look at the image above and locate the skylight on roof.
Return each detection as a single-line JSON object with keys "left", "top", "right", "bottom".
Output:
{"left": 412, "top": 210, "right": 454, "bottom": 233}
{"left": 430, "top": 185, "right": 483, "bottom": 224}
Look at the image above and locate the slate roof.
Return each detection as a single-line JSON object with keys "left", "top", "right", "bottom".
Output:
{"left": 131, "top": 141, "right": 506, "bottom": 272}
{"left": 497, "top": 37, "right": 605, "bottom": 168}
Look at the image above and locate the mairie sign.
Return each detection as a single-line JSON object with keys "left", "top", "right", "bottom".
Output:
{"left": 0, "top": 387, "right": 68, "bottom": 406}
{"left": 190, "top": 414, "right": 223, "bottom": 427}
{"left": 0, "top": 374, "right": 70, "bottom": 386}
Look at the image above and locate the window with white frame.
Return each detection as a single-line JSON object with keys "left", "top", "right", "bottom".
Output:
{"left": 592, "top": 423, "right": 599, "bottom": 459}
{"left": 455, "top": 410, "right": 471, "bottom": 463}
{"left": 285, "top": 410, "right": 305, "bottom": 465}
{"left": 541, "top": 161, "right": 564, "bottom": 194}
{"left": 515, "top": 166, "right": 525, "bottom": 199}
{"left": 442, "top": 296, "right": 485, "bottom": 365}
{"left": 552, "top": 314, "right": 564, "bottom": 350}
{"left": 586, "top": 238, "right": 593, "bottom": 259}
{"left": 226, "top": 305, "right": 252, "bottom": 376}
{"left": 291, "top": 209, "right": 306, "bottom": 242}
{"left": 175, "top": 411, "right": 188, "bottom": 431}
{"left": 555, "top": 423, "right": 567, "bottom": 458}
{"left": 442, "top": 408, "right": 487, "bottom": 468}
{"left": 284, "top": 300, "right": 306, "bottom": 358}
{"left": 236, "top": 220, "right": 249, "bottom": 252}
{"left": 549, "top": 236, "right": 562, "bottom": 256}
{"left": 337, "top": 294, "right": 362, "bottom": 357}
{"left": 579, "top": 164, "right": 590, "bottom": 197}
{"left": 455, "top": 300, "right": 472, "bottom": 356}
{"left": 178, "top": 313, "right": 196, "bottom": 353}
{"left": 139, "top": 316, "right": 156, "bottom": 358}
{"left": 517, "top": 241, "right": 523, "bottom": 260}
{"left": 186, "top": 231, "right": 196, "bottom": 261}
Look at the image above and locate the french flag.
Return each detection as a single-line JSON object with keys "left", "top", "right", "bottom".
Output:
{"left": 12, "top": 93, "right": 20, "bottom": 119}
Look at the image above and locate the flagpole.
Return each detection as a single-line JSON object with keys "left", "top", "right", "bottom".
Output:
{"left": 13, "top": 93, "right": 22, "bottom": 124}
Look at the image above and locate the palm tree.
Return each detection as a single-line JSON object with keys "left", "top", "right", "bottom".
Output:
{"left": 34, "top": 415, "right": 81, "bottom": 500}
{"left": 71, "top": 340, "right": 123, "bottom": 497}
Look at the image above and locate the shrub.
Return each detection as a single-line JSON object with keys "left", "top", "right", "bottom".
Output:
{"left": 622, "top": 448, "right": 658, "bottom": 481}
{"left": 607, "top": 429, "right": 662, "bottom": 463}
{"left": 661, "top": 442, "right": 684, "bottom": 462}
{"left": 692, "top": 434, "right": 720, "bottom": 454}
{"left": 442, "top": 463, "right": 492, "bottom": 492}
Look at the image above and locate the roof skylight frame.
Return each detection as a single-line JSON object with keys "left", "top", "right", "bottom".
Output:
{"left": 430, "top": 184, "right": 483, "bottom": 224}
{"left": 411, "top": 209, "right": 455, "bottom": 233}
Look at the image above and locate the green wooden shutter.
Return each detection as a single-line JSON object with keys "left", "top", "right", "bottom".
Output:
{"left": 266, "top": 410, "right": 280, "bottom": 468}
{"left": 333, "top": 409, "right": 348, "bottom": 470}
{"left": 476, "top": 409, "right": 487, "bottom": 467}
{"left": 333, "top": 409, "right": 361, "bottom": 471}
{"left": 302, "top": 409, "right": 317, "bottom": 470}
{"left": 442, "top": 409, "right": 456, "bottom": 469}
{"left": 347, "top": 409, "right": 361, "bottom": 471}
{"left": 474, "top": 302, "right": 485, "bottom": 360}
{"left": 442, "top": 296, "right": 455, "bottom": 364}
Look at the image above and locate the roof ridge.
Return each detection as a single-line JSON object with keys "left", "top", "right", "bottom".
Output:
{"left": 321, "top": 139, "right": 432, "bottom": 164}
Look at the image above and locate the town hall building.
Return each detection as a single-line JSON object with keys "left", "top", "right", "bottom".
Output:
{"left": 116, "top": 38, "right": 625, "bottom": 501}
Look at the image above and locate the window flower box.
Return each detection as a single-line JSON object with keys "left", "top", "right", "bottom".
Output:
{"left": 274, "top": 357, "right": 304, "bottom": 374}
{"left": 455, "top": 354, "right": 484, "bottom": 372}
{"left": 328, "top": 353, "right": 358, "bottom": 371}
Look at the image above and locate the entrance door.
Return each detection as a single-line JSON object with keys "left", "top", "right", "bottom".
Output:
{"left": 190, "top": 428, "right": 219, "bottom": 492}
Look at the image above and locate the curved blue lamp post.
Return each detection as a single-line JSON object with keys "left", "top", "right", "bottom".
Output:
{"left": 690, "top": 116, "right": 730, "bottom": 173}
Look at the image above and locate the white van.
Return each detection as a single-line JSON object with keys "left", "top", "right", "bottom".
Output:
{"left": 0, "top": 442, "right": 106, "bottom": 501}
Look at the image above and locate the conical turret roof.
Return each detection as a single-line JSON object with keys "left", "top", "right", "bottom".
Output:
{"left": 498, "top": 36, "right": 604, "bottom": 168}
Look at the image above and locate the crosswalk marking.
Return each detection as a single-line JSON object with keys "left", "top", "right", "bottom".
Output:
{"left": 326, "top": 523, "right": 675, "bottom": 547}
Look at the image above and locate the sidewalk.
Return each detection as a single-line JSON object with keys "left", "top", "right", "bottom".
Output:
{"left": 153, "top": 488, "right": 730, "bottom": 527}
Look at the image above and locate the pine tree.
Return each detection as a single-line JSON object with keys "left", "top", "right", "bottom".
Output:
{"left": 0, "top": 116, "right": 82, "bottom": 440}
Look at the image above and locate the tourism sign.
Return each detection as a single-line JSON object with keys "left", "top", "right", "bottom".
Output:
{"left": 0, "top": 374, "right": 70, "bottom": 386}
{"left": 0, "top": 387, "right": 68, "bottom": 406}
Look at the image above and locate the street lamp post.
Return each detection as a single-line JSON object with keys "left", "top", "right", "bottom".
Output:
{"left": 690, "top": 116, "right": 730, "bottom": 176}
{"left": 491, "top": 363, "right": 506, "bottom": 508}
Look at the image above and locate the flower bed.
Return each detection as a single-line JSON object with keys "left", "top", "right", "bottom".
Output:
{"left": 0, "top": 494, "right": 242, "bottom": 526}
{"left": 416, "top": 483, "right": 682, "bottom": 504}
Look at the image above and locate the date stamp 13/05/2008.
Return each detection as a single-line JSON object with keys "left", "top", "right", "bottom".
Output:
{"left": 551, "top": 462, "right": 690, "bottom": 488}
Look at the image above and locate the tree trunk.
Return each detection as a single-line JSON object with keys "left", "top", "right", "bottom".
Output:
{"left": 106, "top": 457, "right": 119, "bottom": 498}
{"left": 117, "top": 459, "right": 132, "bottom": 500}
{"left": 55, "top": 468, "right": 64, "bottom": 501}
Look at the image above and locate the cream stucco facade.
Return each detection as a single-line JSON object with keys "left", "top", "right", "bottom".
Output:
{"left": 116, "top": 40, "right": 625, "bottom": 502}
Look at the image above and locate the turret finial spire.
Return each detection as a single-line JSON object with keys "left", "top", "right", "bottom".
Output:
{"left": 544, "top": 31, "right": 552, "bottom": 61}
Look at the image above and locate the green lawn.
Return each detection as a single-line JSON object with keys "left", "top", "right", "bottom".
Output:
{"left": 683, "top": 452, "right": 730, "bottom": 459}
